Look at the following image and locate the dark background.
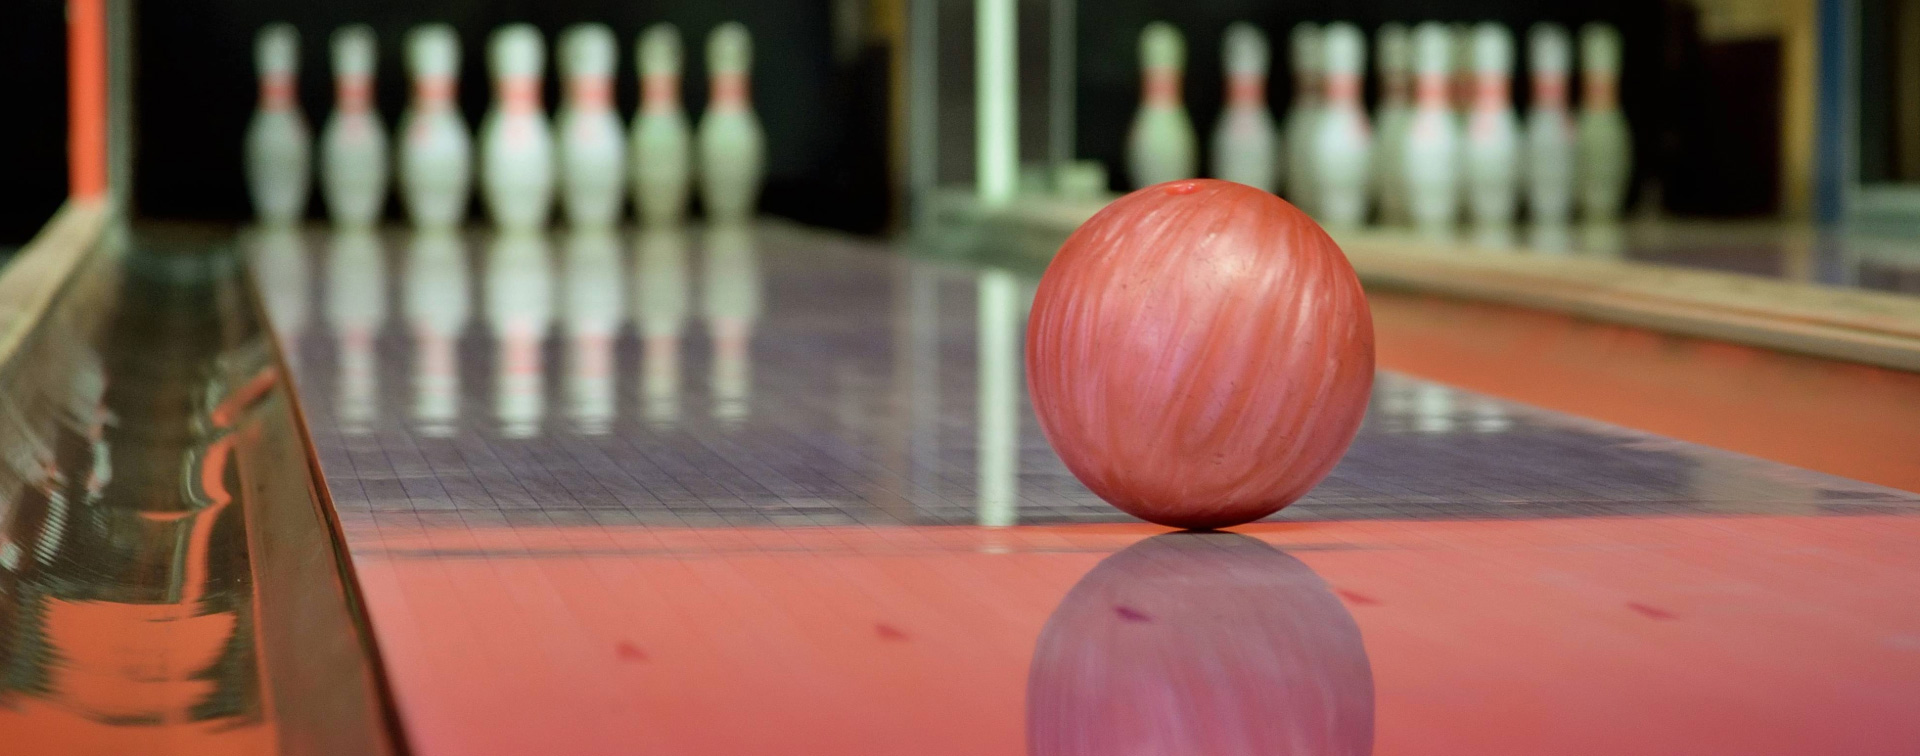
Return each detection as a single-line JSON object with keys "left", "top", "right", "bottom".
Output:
{"left": 0, "top": 0, "right": 1786, "bottom": 246}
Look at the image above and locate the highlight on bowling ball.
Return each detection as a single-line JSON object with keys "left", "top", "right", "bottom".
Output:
{"left": 1025, "top": 179, "right": 1374, "bottom": 529}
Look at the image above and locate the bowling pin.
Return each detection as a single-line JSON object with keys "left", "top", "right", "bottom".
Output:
{"left": 564, "top": 228, "right": 621, "bottom": 434}
{"left": 696, "top": 23, "right": 766, "bottom": 224}
{"left": 487, "top": 230, "right": 552, "bottom": 437}
{"left": 320, "top": 26, "right": 389, "bottom": 228}
{"left": 1373, "top": 22, "right": 1413, "bottom": 225}
{"left": 1209, "top": 23, "right": 1279, "bottom": 192}
{"left": 404, "top": 229, "right": 468, "bottom": 436}
{"left": 1578, "top": 23, "right": 1632, "bottom": 220}
{"left": 1311, "top": 22, "right": 1371, "bottom": 228}
{"left": 1402, "top": 22, "right": 1461, "bottom": 231}
{"left": 632, "top": 24, "right": 693, "bottom": 227}
{"left": 246, "top": 24, "right": 312, "bottom": 226}
{"left": 1126, "top": 22, "right": 1197, "bottom": 188}
{"left": 1525, "top": 23, "right": 1576, "bottom": 226}
{"left": 704, "top": 224, "right": 760, "bottom": 423}
{"left": 1282, "top": 23, "right": 1322, "bottom": 211}
{"left": 1462, "top": 22, "right": 1520, "bottom": 227}
{"left": 328, "top": 228, "right": 385, "bottom": 433}
{"left": 1449, "top": 22, "right": 1474, "bottom": 201}
{"left": 481, "top": 25, "right": 556, "bottom": 232}
{"left": 635, "top": 227, "right": 689, "bottom": 426}
{"left": 399, "top": 24, "right": 473, "bottom": 230}
{"left": 558, "top": 24, "right": 627, "bottom": 229}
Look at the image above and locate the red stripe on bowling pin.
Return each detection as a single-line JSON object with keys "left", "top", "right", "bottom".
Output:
{"left": 1226, "top": 73, "right": 1264, "bottom": 107}
{"left": 1583, "top": 73, "right": 1618, "bottom": 110}
{"left": 571, "top": 76, "right": 613, "bottom": 110}
{"left": 416, "top": 76, "right": 456, "bottom": 108}
{"left": 1414, "top": 74, "right": 1449, "bottom": 108}
{"left": 262, "top": 74, "right": 297, "bottom": 110}
{"left": 1141, "top": 68, "right": 1180, "bottom": 106}
{"left": 1472, "top": 75, "right": 1508, "bottom": 110}
{"left": 1325, "top": 72, "right": 1361, "bottom": 105}
{"left": 338, "top": 75, "right": 373, "bottom": 114}
{"left": 711, "top": 72, "right": 749, "bottom": 109}
{"left": 1532, "top": 74, "right": 1568, "bottom": 110}
{"left": 642, "top": 73, "right": 679, "bottom": 112}
{"left": 500, "top": 76, "right": 542, "bottom": 114}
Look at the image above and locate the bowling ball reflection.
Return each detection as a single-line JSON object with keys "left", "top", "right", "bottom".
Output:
{"left": 1027, "top": 533, "right": 1374, "bottom": 756}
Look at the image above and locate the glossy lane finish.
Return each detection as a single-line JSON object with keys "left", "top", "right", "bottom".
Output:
{"left": 249, "top": 223, "right": 1920, "bottom": 755}
{"left": 1028, "top": 181, "right": 1374, "bottom": 528}
{"left": 0, "top": 235, "right": 396, "bottom": 754}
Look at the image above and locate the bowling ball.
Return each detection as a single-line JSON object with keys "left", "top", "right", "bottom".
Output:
{"left": 1026, "top": 179, "right": 1372, "bottom": 529}
{"left": 1027, "top": 533, "right": 1375, "bottom": 756}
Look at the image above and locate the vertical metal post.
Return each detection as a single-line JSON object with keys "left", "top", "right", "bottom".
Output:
{"left": 1049, "top": 0, "right": 1075, "bottom": 171}
{"left": 67, "top": 0, "right": 110, "bottom": 202}
{"left": 907, "top": 0, "right": 939, "bottom": 226}
{"left": 976, "top": 0, "right": 1017, "bottom": 205}
{"left": 1813, "top": 0, "right": 1855, "bottom": 223}
{"left": 975, "top": 268, "right": 1019, "bottom": 527}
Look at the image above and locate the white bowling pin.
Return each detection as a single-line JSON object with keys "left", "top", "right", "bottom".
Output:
{"left": 481, "top": 25, "right": 556, "bottom": 232}
{"left": 405, "top": 229, "right": 468, "bottom": 436}
{"left": 1525, "top": 23, "right": 1576, "bottom": 226}
{"left": 1578, "top": 23, "right": 1633, "bottom": 221}
{"left": 559, "top": 24, "right": 627, "bottom": 229}
{"left": 1402, "top": 22, "right": 1461, "bottom": 230}
{"left": 1462, "top": 22, "right": 1520, "bottom": 227}
{"left": 1282, "top": 23, "right": 1323, "bottom": 211}
{"left": 703, "top": 224, "right": 760, "bottom": 423}
{"left": 635, "top": 227, "right": 689, "bottom": 426}
{"left": 246, "top": 24, "right": 312, "bottom": 226}
{"left": 487, "top": 230, "right": 552, "bottom": 437}
{"left": 321, "top": 26, "right": 390, "bottom": 228}
{"left": 399, "top": 24, "right": 473, "bottom": 230}
{"left": 328, "top": 228, "right": 385, "bottom": 433}
{"left": 1373, "top": 22, "right": 1413, "bottom": 224}
{"left": 1311, "top": 22, "right": 1372, "bottom": 228}
{"left": 696, "top": 23, "right": 767, "bottom": 224}
{"left": 1126, "top": 22, "right": 1197, "bottom": 187}
{"left": 1449, "top": 22, "right": 1474, "bottom": 200}
{"left": 1209, "top": 22, "right": 1279, "bottom": 192}
{"left": 564, "top": 228, "right": 621, "bottom": 434}
{"left": 632, "top": 24, "right": 693, "bottom": 227}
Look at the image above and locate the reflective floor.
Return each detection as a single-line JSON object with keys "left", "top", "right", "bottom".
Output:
{"left": 239, "top": 222, "right": 1920, "bottom": 755}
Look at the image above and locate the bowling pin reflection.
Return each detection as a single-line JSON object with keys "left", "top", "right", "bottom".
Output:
{"left": 326, "top": 228, "right": 385, "bottom": 434}
{"left": 246, "top": 225, "right": 309, "bottom": 374}
{"left": 487, "top": 231, "right": 553, "bottom": 437}
{"left": 1028, "top": 533, "right": 1374, "bottom": 755}
{"left": 564, "top": 229, "right": 622, "bottom": 434}
{"left": 636, "top": 227, "right": 690, "bottom": 426}
{"left": 404, "top": 229, "right": 468, "bottom": 436}
{"left": 702, "top": 224, "right": 760, "bottom": 424}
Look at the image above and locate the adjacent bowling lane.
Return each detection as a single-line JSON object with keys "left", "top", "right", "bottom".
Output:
{"left": 242, "top": 222, "right": 1920, "bottom": 755}
{"left": 0, "top": 230, "right": 393, "bottom": 754}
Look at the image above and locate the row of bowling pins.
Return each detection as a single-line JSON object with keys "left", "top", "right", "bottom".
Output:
{"left": 252, "top": 226, "right": 761, "bottom": 437}
{"left": 1128, "top": 20, "right": 1633, "bottom": 228}
{"left": 245, "top": 22, "right": 766, "bottom": 232}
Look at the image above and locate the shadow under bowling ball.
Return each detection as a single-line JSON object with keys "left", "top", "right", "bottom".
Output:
{"left": 1027, "top": 533, "right": 1374, "bottom": 756}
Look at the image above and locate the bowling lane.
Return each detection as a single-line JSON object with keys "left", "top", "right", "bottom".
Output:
{"left": 247, "top": 223, "right": 1920, "bottom": 755}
